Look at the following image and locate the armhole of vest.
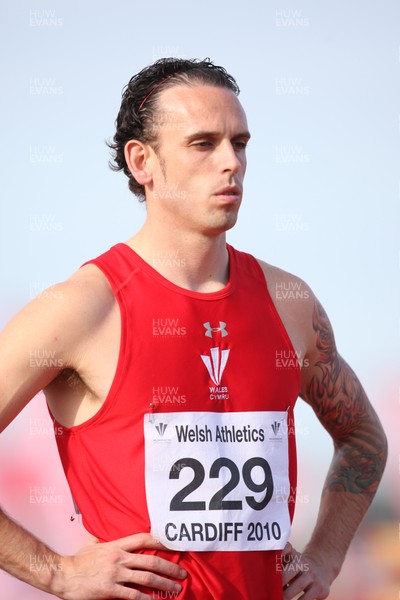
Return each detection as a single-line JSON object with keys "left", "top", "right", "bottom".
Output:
{"left": 52, "top": 256, "right": 129, "bottom": 433}
{"left": 252, "top": 257, "right": 302, "bottom": 397}
{"left": 253, "top": 255, "right": 300, "bottom": 522}
{"left": 86, "top": 256, "right": 129, "bottom": 427}
{"left": 234, "top": 248, "right": 299, "bottom": 523}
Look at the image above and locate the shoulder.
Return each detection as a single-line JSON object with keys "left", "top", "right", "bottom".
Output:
{"left": 31, "top": 262, "right": 115, "bottom": 328}
{"left": 2, "top": 263, "right": 116, "bottom": 361}
{"left": 255, "top": 260, "right": 342, "bottom": 404}
{"left": 255, "top": 258, "right": 316, "bottom": 357}
{"left": 256, "top": 259, "right": 313, "bottom": 303}
{"left": 233, "top": 247, "right": 314, "bottom": 316}
{"left": 62, "top": 262, "right": 116, "bottom": 320}
{"left": 254, "top": 258, "right": 343, "bottom": 401}
{"left": 0, "top": 262, "right": 117, "bottom": 429}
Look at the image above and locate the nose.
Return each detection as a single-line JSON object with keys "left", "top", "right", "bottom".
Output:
{"left": 218, "top": 140, "right": 243, "bottom": 174}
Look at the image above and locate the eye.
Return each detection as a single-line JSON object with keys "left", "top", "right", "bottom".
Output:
{"left": 195, "top": 141, "right": 213, "bottom": 148}
{"left": 233, "top": 141, "right": 248, "bottom": 150}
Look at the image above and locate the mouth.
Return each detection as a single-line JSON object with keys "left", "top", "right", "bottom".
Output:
{"left": 214, "top": 186, "right": 242, "bottom": 202}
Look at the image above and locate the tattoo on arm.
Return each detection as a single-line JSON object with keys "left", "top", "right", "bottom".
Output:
{"left": 303, "top": 300, "right": 387, "bottom": 496}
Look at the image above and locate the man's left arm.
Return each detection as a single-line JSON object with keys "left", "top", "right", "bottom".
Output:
{"left": 283, "top": 296, "right": 388, "bottom": 600}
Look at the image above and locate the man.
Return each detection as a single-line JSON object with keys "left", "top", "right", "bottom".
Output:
{"left": 0, "top": 58, "right": 387, "bottom": 599}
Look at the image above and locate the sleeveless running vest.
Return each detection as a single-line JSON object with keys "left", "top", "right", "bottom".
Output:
{"left": 51, "top": 243, "right": 301, "bottom": 600}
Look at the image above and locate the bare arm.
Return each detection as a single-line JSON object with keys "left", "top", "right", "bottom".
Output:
{"left": 0, "top": 272, "right": 186, "bottom": 598}
{"left": 0, "top": 510, "right": 185, "bottom": 599}
{"left": 0, "top": 509, "right": 62, "bottom": 593}
{"left": 283, "top": 298, "right": 387, "bottom": 600}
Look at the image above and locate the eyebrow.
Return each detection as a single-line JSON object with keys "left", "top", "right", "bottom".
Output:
{"left": 184, "top": 130, "right": 251, "bottom": 143}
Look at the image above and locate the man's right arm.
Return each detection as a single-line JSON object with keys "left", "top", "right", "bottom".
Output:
{"left": 0, "top": 508, "right": 186, "bottom": 599}
{"left": 0, "top": 274, "right": 186, "bottom": 599}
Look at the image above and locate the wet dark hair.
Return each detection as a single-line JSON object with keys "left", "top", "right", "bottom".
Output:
{"left": 107, "top": 57, "right": 240, "bottom": 201}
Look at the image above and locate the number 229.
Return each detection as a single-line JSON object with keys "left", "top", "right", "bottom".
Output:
{"left": 169, "top": 457, "right": 273, "bottom": 512}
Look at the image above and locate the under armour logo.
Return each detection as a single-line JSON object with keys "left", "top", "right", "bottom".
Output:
{"left": 271, "top": 422, "right": 281, "bottom": 436}
{"left": 201, "top": 347, "right": 230, "bottom": 386}
{"left": 155, "top": 423, "right": 168, "bottom": 437}
{"left": 203, "top": 321, "right": 228, "bottom": 337}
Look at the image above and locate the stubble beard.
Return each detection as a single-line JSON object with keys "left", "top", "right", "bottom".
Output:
{"left": 155, "top": 151, "right": 240, "bottom": 236}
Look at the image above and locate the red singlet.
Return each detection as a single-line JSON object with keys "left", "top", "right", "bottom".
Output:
{"left": 51, "top": 243, "right": 301, "bottom": 599}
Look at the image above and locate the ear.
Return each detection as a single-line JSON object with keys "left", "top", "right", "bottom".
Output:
{"left": 124, "top": 140, "right": 153, "bottom": 186}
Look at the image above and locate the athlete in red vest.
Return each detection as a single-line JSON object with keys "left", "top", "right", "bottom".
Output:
{"left": 0, "top": 58, "right": 387, "bottom": 600}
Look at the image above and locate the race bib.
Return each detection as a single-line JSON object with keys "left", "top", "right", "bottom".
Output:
{"left": 144, "top": 411, "right": 291, "bottom": 551}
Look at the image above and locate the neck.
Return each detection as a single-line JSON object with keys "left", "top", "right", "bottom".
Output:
{"left": 125, "top": 221, "right": 230, "bottom": 293}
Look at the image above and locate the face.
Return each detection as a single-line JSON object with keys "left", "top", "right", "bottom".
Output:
{"left": 146, "top": 84, "right": 250, "bottom": 237}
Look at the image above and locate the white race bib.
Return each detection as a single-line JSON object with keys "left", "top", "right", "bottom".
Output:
{"left": 144, "top": 411, "right": 291, "bottom": 551}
